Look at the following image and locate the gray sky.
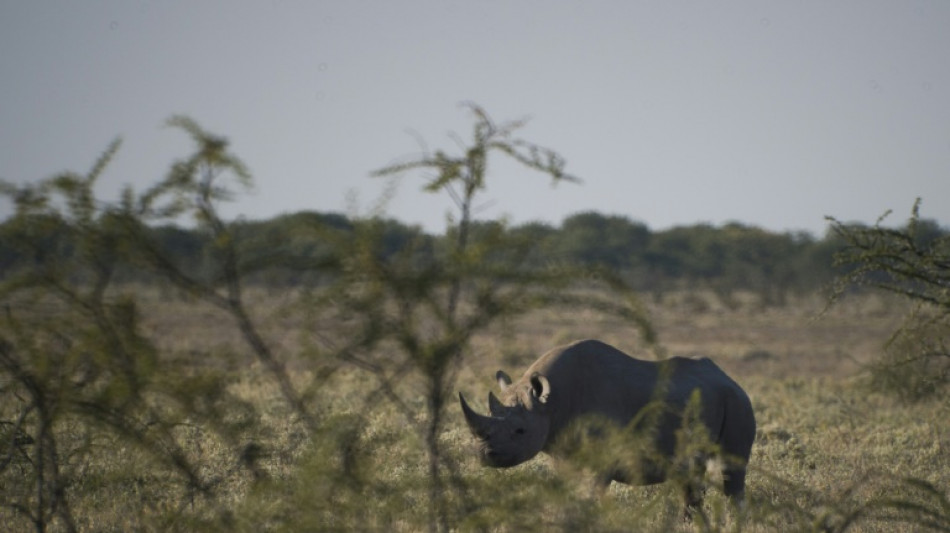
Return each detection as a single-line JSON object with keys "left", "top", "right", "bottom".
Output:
{"left": 2, "top": 1, "right": 948, "bottom": 237}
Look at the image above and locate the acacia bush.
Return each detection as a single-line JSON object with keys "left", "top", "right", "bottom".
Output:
{"left": 297, "top": 104, "right": 658, "bottom": 532}
{"left": 829, "top": 199, "right": 950, "bottom": 401}
{"left": 0, "top": 135, "right": 264, "bottom": 531}
{"left": 0, "top": 108, "right": 655, "bottom": 532}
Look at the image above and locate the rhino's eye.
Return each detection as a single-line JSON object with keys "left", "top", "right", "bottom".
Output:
{"left": 514, "top": 428, "right": 525, "bottom": 436}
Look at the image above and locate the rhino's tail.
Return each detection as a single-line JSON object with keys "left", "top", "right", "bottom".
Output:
{"left": 718, "top": 386, "right": 756, "bottom": 499}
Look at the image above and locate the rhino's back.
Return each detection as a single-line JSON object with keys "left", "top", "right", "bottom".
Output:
{"left": 531, "top": 340, "right": 742, "bottom": 436}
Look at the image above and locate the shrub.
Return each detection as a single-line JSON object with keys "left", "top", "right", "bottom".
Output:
{"left": 828, "top": 198, "right": 950, "bottom": 400}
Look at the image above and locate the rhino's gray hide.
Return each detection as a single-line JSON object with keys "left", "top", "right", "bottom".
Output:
{"left": 460, "top": 339, "right": 756, "bottom": 505}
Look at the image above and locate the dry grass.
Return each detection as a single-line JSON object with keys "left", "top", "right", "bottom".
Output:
{"left": 4, "top": 288, "right": 945, "bottom": 532}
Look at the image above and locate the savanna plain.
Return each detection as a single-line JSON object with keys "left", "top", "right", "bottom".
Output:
{"left": 11, "top": 287, "right": 940, "bottom": 532}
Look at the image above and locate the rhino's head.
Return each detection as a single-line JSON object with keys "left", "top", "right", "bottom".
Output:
{"left": 459, "top": 370, "right": 552, "bottom": 468}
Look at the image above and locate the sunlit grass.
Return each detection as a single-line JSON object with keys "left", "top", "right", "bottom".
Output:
{"left": 2, "top": 289, "right": 946, "bottom": 532}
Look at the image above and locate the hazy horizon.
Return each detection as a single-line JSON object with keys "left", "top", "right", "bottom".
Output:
{"left": 2, "top": 2, "right": 948, "bottom": 238}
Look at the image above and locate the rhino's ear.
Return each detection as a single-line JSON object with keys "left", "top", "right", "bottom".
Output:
{"left": 496, "top": 370, "right": 512, "bottom": 392}
{"left": 530, "top": 372, "right": 550, "bottom": 404}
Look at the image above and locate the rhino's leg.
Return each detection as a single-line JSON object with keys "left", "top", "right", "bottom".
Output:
{"left": 717, "top": 388, "right": 755, "bottom": 507}
{"left": 682, "top": 456, "right": 707, "bottom": 521}
{"left": 683, "top": 483, "right": 705, "bottom": 519}
{"left": 722, "top": 464, "right": 747, "bottom": 505}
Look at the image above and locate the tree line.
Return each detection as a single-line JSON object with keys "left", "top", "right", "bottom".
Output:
{"left": 3, "top": 205, "right": 946, "bottom": 305}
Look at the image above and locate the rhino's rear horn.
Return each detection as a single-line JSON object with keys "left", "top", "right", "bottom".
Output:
{"left": 459, "top": 392, "right": 493, "bottom": 439}
{"left": 488, "top": 391, "right": 505, "bottom": 416}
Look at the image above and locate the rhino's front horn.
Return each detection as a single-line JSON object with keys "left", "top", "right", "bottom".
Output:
{"left": 459, "top": 392, "right": 494, "bottom": 439}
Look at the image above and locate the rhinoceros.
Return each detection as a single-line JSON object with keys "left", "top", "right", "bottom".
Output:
{"left": 459, "top": 339, "right": 756, "bottom": 509}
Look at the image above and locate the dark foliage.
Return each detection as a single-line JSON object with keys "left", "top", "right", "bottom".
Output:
{"left": 4, "top": 200, "right": 927, "bottom": 303}
{"left": 829, "top": 199, "right": 950, "bottom": 400}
